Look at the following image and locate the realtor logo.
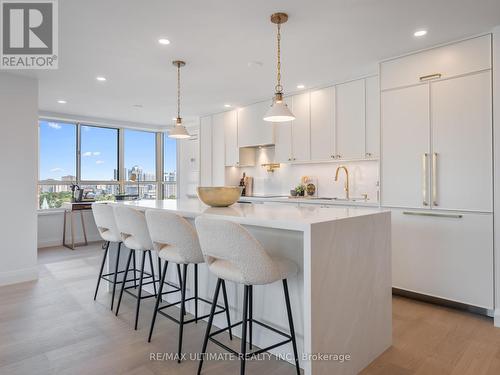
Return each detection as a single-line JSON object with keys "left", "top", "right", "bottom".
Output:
{"left": 1, "top": 0, "right": 58, "bottom": 69}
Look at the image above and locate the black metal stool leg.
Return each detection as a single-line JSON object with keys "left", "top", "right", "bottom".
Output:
{"left": 110, "top": 242, "right": 122, "bottom": 311}
{"left": 148, "top": 260, "right": 168, "bottom": 342}
{"left": 134, "top": 250, "right": 147, "bottom": 330}
{"left": 132, "top": 251, "right": 137, "bottom": 288}
{"left": 249, "top": 285, "right": 253, "bottom": 350}
{"left": 240, "top": 285, "right": 249, "bottom": 375}
{"left": 115, "top": 249, "right": 133, "bottom": 316}
{"left": 197, "top": 278, "right": 222, "bottom": 375}
{"left": 94, "top": 241, "right": 109, "bottom": 301}
{"left": 177, "top": 263, "right": 188, "bottom": 363}
{"left": 177, "top": 264, "right": 182, "bottom": 288}
{"left": 221, "top": 280, "right": 233, "bottom": 340}
{"left": 283, "top": 279, "right": 300, "bottom": 375}
{"left": 194, "top": 264, "right": 198, "bottom": 323}
{"left": 147, "top": 250, "right": 157, "bottom": 296}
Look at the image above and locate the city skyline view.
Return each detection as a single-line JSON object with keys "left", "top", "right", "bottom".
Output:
{"left": 39, "top": 121, "right": 177, "bottom": 182}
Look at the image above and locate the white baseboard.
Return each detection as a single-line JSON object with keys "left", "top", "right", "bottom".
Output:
{"left": 0, "top": 267, "right": 38, "bottom": 287}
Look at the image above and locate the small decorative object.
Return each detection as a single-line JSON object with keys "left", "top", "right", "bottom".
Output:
{"left": 197, "top": 186, "right": 243, "bottom": 207}
{"left": 306, "top": 183, "right": 316, "bottom": 196}
{"left": 290, "top": 189, "right": 297, "bottom": 197}
{"left": 295, "top": 184, "right": 305, "bottom": 197}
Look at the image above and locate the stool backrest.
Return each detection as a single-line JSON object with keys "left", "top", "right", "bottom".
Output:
{"left": 113, "top": 205, "right": 153, "bottom": 250}
{"left": 195, "top": 216, "right": 278, "bottom": 284}
{"left": 92, "top": 202, "right": 121, "bottom": 243}
{"left": 145, "top": 210, "right": 204, "bottom": 263}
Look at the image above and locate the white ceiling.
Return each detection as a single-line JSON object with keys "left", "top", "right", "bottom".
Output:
{"left": 14, "top": 0, "right": 500, "bottom": 128}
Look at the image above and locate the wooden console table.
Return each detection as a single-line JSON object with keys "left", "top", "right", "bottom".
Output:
{"left": 62, "top": 202, "right": 93, "bottom": 250}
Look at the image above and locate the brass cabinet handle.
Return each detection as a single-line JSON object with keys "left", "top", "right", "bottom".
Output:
{"left": 403, "top": 211, "right": 462, "bottom": 219}
{"left": 432, "top": 152, "right": 438, "bottom": 206}
{"left": 422, "top": 153, "right": 429, "bottom": 206}
{"left": 419, "top": 73, "right": 442, "bottom": 81}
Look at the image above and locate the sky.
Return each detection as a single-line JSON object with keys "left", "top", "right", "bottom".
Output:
{"left": 39, "top": 121, "right": 177, "bottom": 181}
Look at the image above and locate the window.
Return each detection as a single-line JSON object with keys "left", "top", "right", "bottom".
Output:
{"left": 163, "top": 133, "right": 177, "bottom": 199}
{"left": 80, "top": 125, "right": 118, "bottom": 181}
{"left": 39, "top": 121, "right": 76, "bottom": 181}
{"left": 37, "top": 120, "right": 176, "bottom": 209}
{"left": 124, "top": 129, "right": 156, "bottom": 182}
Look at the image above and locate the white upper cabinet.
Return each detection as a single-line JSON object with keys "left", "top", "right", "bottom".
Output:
{"left": 223, "top": 110, "right": 239, "bottom": 167}
{"left": 431, "top": 71, "right": 492, "bottom": 212}
{"left": 365, "top": 76, "right": 380, "bottom": 158}
{"left": 237, "top": 101, "right": 275, "bottom": 147}
{"left": 381, "top": 84, "right": 430, "bottom": 208}
{"left": 381, "top": 35, "right": 491, "bottom": 91}
{"left": 310, "top": 86, "right": 335, "bottom": 160}
{"left": 274, "top": 119, "right": 292, "bottom": 163}
{"left": 199, "top": 116, "right": 212, "bottom": 186}
{"left": 291, "top": 93, "right": 311, "bottom": 162}
{"left": 336, "top": 79, "right": 366, "bottom": 160}
{"left": 211, "top": 113, "right": 226, "bottom": 185}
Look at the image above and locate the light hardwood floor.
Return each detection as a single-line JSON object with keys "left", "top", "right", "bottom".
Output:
{"left": 1, "top": 244, "right": 499, "bottom": 375}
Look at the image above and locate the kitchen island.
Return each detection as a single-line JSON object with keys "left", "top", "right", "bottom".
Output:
{"left": 110, "top": 199, "right": 392, "bottom": 375}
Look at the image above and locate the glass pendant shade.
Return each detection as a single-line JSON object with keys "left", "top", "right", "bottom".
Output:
{"left": 263, "top": 95, "right": 295, "bottom": 122}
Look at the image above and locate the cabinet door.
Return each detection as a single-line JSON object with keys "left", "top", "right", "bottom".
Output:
{"left": 391, "top": 209, "right": 493, "bottom": 309}
{"left": 199, "top": 116, "right": 212, "bottom": 186}
{"left": 274, "top": 120, "right": 292, "bottom": 163}
{"left": 291, "top": 93, "right": 310, "bottom": 162}
{"left": 212, "top": 113, "right": 225, "bottom": 184}
{"left": 381, "top": 84, "right": 430, "bottom": 208}
{"left": 336, "top": 79, "right": 365, "bottom": 159}
{"left": 310, "top": 86, "right": 335, "bottom": 161}
{"left": 365, "top": 76, "right": 380, "bottom": 158}
{"left": 431, "top": 71, "right": 492, "bottom": 212}
{"left": 237, "top": 101, "right": 275, "bottom": 147}
{"left": 223, "top": 111, "right": 239, "bottom": 167}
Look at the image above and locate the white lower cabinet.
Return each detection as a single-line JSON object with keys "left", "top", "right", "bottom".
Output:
{"left": 391, "top": 208, "right": 493, "bottom": 309}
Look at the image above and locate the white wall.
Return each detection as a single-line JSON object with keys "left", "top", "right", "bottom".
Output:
{"left": 492, "top": 27, "right": 500, "bottom": 326}
{"left": 38, "top": 210, "right": 100, "bottom": 248}
{"left": 0, "top": 73, "right": 38, "bottom": 286}
{"left": 178, "top": 125, "right": 200, "bottom": 199}
{"left": 226, "top": 147, "right": 379, "bottom": 201}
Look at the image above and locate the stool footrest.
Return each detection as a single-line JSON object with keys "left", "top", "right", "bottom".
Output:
{"left": 156, "top": 297, "right": 227, "bottom": 326}
{"left": 208, "top": 317, "right": 292, "bottom": 359}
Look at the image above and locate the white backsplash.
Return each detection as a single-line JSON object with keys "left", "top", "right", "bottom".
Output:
{"left": 226, "top": 147, "right": 380, "bottom": 202}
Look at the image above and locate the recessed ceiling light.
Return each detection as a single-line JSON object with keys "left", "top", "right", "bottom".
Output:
{"left": 132, "top": 104, "right": 143, "bottom": 108}
{"left": 296, "top": 84, "right": 305, "bottom": 89}
{"left": 224, "top": 104, "right": 232, "bottom": 108}
{"left": 57, "top": 100, "right": 67, "bottom": 104}
{"left": 158, "top": 38, "right": 170, "bottom": 45}
{"left": 96, "top": 76, "right": 107, "bottom": 81}
{"left": 414, "top": 29, "right": 427, "bottom": 37}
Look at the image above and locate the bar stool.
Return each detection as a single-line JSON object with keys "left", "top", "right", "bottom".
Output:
{"left": 113, "top": 205, "right": 161, "bottom": 330}
{"left": 195, "top": 216, "right": 301, "bottom": 375}
{"left": 92, "top": 202, "right": 123, "bottom": 310}
{"left": 145, "top": 210, "right": 233, "bottom": 363}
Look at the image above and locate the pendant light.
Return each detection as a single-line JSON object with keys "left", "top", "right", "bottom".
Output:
{"left": 263, "top": 12, "right": 295, "bottom": 123}
{"left": 168, "top": 60, "right": 191, "bottom": 139}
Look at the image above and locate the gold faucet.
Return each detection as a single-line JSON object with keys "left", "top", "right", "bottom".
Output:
{"left": 334, "top": 166, "right": 350, "bottom": 200}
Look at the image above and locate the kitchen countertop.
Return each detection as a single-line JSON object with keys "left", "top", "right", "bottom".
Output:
{"left": 110, "top": 198, "right": 385, "bottom": 231}
{"left": 237, "top": 195, "right": 380, "bottom": 207}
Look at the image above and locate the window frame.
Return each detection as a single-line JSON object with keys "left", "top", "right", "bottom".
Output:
{"left": 37, "top": 117, "right": 178, "bottom": 210}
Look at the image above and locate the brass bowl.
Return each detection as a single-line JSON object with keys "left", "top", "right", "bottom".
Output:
{"left": 197, "top": 186, "right": 243, "bottom": 207}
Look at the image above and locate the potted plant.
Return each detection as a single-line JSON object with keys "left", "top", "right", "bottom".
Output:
{"left": 295, "top": 184, "right": 305, "bottom": 197}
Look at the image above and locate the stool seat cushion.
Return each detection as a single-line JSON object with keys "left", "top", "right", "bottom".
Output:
{"left": 92, "top": 203, "right": 121, "bottom": 243}
{"left": 208, "top": 256, "right": 297, "bottom": 285}
{"left": 157, "top": 244, "right": 204, "bottom": 264}
{"left": 98, "top": 228, "right": 121, "bottom": 243}
{"left": 113, "top": 205, "right": 153, "bottom": 251}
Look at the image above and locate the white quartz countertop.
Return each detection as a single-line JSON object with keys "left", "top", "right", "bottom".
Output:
{"left": 110, "top": 199, "right": 387, "bottom": 231}
{"left": 237, "top": 195, "right": 379, "bottom": 207}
